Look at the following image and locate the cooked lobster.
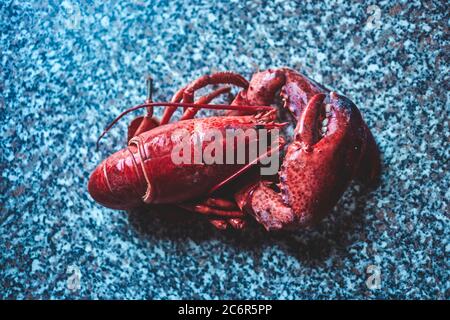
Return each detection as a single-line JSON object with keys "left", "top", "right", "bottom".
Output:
{"left": 88, "top": 68, "right": 380, "bottom": 231}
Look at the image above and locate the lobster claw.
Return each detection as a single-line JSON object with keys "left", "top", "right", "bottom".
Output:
{"left": 239, "top": 92, "right": 376, "bottom": 231}
{"left": 282, "top": 91, "right": 368, "bottom": 222}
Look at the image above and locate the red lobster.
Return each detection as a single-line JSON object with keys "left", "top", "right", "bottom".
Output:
{"left": 88, "top": 68, "right": 380, "bottom": 231}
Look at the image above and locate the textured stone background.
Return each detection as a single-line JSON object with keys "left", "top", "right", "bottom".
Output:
{"left": 1, "top": 0, "right": 448, "bottom": 299}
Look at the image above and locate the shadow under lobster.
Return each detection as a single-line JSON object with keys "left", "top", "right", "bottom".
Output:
{"left": 127, "top": 181, "right": 378, "bottom": 266}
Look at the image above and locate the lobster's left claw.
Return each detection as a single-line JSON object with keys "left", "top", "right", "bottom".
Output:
{"left": 238, "top": 92, "right": 380, "bottom": 231}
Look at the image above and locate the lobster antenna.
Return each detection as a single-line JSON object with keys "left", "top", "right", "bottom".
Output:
{"left": 145, "top": 75, "right": 153, "bottom": 117}
{"left": 146, "top": 76, "right": 153, "bottom": 102}
{"left": 95, "top": 102, "right": 275, "bottom": 150}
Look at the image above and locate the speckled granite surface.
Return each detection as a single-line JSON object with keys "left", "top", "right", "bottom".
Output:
{"left": 1, "top": 0, "right": 448, "bottom": 299}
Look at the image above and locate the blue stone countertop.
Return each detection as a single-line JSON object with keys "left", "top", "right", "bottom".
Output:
{"left": 1, "top": 1, "right": 448, "bottom": 299}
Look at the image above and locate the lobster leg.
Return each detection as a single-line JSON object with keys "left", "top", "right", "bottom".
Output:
{"left": 181, "top": 72, "right": 248, "bottom": 103}
{"left": 208, "top": 219, "right": 228, "bottom": 230}
{"left": 203, "top": 197, "right": 239, "bottom": 210}
{"left": 160, "top": 72, "right": 249, "bottom": 124}
{"left": 180, "top": 87, "right": 231, "bottom": 120}
{"left": 207, "top": 218, "right": 246, "bottom": 230}
{"left": 227, "top": 218, "right": 247, "bottom": 230}
{"left": 158, "top": 86, "right": 185, "bottom": 125}
{"left": 128, "top": 87, "right": 232, "bottom": 141}
{"left": 179, "top": 198, "right": 247, "bottom": 230}
{"left": 179, "top": 203, "right": 244, "bottom": 218}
